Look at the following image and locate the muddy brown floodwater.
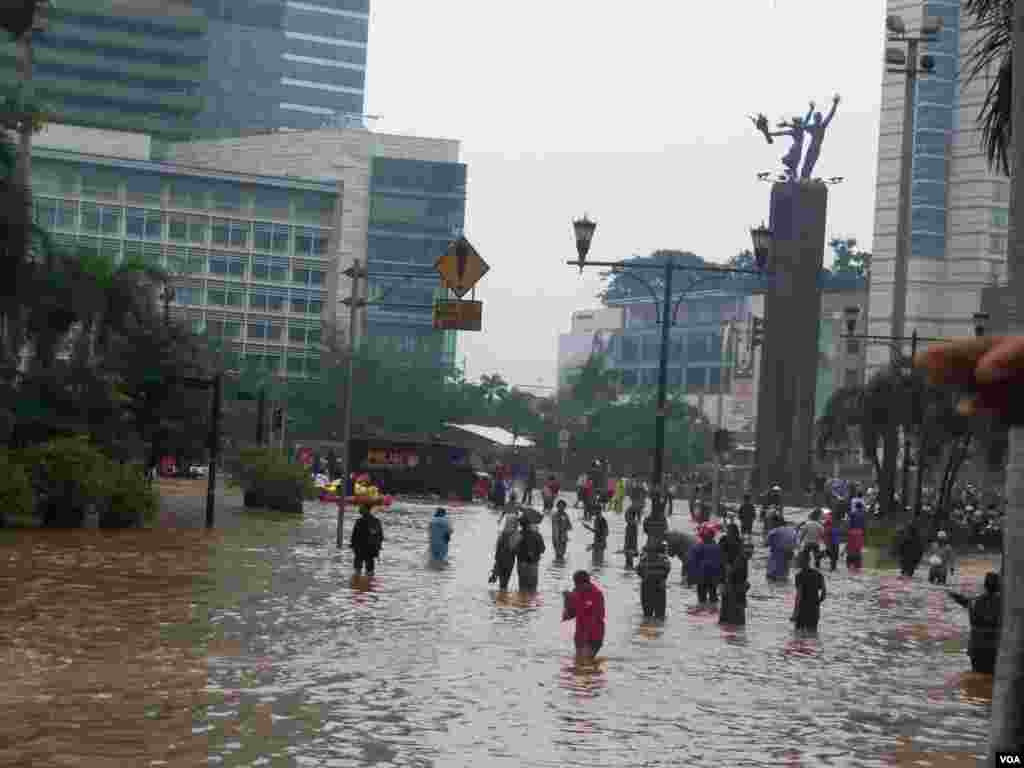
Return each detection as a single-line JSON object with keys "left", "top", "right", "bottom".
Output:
{"left": 0, "top": 498, "right": 995, "bottom": 767}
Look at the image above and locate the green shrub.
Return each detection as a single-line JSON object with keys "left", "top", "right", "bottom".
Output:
{"left": 0, "top": 449, "right": 33, "bottom": 527}
{"left": 231, "top": 447, "right": 315, "bottom": 514}
{"left": 100, "top": 462, "right": 159, "bottom": 528}
{"left": 21, "top": 436, "right": 112, "bottom": 527}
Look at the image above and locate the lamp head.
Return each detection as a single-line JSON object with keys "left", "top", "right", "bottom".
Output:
{"left": 844, "top": 305, "right": 861, "bottom": 336}
{"left": 573, "top": 215, "right": 596, "bottom": 273}
{"left": 750, "top": 223, "right": 773, "bottom": 270}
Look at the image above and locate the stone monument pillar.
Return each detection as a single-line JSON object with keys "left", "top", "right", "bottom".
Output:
{"left": 753, "top": 180, "right": 827, "bottom": 495}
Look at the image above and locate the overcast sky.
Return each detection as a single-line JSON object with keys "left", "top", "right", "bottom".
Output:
{"left": 364, "top": 1, "right": 886, "bottom": 391}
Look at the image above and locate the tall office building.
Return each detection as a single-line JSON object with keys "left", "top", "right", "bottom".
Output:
{"left": 0, "top": 0, "right": 369, "bottom": 140}
{"left": 194, "top": 0, "right": 369, "bottom": 136}
{"left": 869, "top": 0, "right": 1007, "bottom": 375}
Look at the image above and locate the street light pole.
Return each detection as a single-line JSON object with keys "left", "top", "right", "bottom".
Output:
{"left": 712, "top": 320, "right": 732, "bottom": 521}
{"left": 336, "top": 258, "right": 363, "bottom": 549}
{"left": 901, "top": 329, "right": 918, "bottom": 513}
{"left": 568, "top": 216, "right": 770, "bottom": 619}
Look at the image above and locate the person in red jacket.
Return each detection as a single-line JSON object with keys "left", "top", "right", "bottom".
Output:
{"left": 562, "top": 570, "right": 606, "bottom": 659}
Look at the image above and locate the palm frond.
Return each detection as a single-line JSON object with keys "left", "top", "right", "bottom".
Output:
{"left": 963, "top": 0, "right": 1014, "bottom": 175}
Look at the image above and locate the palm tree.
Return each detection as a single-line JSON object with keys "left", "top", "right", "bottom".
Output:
{"left": 478, "top": 373, "right": 509, "bottom": 407}
{"left": 963, "top": 0, "right": 1024, "bottom": 755}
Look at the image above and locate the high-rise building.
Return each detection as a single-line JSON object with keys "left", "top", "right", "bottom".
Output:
{"left": 194, "top": 0, "right": 369, "bottom": 136}
{"left": 0, "top": 0, "right": 208, "bottom": 140}
{"left": 869, "top": 0, "right": 1007, "bottom": 376}
{"left": 0, "top": 0, "right": 369, "bottom": 140}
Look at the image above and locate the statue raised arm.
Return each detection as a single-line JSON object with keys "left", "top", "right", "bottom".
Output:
{"left": 800, "top": 94, "right": 840, "bottom": 180}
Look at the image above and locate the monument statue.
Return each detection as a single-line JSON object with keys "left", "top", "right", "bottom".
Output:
{"left": 752, "top": 94, "right": 840, "bottom": 181}
{"left": 800, "top": 95, "right": 840, "bottom": 180}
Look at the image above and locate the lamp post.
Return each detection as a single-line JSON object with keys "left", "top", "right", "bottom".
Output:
{"left": 843, "top": 305, "right": 955, "bottom": 517}
{"left": 568, "top": 215, "right": 769, "bottom": 618}
{"left": 973, "top": 312, "right": 1001, "bottom": 575}
{"left": 711, "top": 319, "right": 734, "bottom": 522}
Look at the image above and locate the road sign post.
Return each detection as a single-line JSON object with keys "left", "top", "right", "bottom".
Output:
{"left": 433, "top": 299, "right": 483, "bottom": 331}
{"left": 435, "top": 237, "right": 489, "bottom": 298}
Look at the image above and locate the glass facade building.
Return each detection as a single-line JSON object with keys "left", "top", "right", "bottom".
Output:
{"left": 0, "top": 0, "right": 369, "bottom": 140}
{"left": 909, "top": 0, "right": 960, "bottom": 261}
{"left": 0, "top": 0, "right": 208, "bottom": 140}
{"left": 365, "top": 156, "right": 467, "bottom": 368}
{"left": 194, "top": 0, "right": 369, "bottom": 135}
{"left": 31, "top": 146, "right": 338, "bottom": 378}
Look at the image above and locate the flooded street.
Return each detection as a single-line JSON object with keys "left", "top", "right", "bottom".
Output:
{"left": 0, "top": 499, "right": 994, "bottom": 767}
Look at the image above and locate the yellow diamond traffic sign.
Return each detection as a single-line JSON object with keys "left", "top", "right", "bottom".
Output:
{"left": 435, "top": 237, "right": 488, "bottom": 299}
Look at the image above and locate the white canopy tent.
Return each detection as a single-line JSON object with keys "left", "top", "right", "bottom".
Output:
{"left": 444, "top": 423, "right": 536, "bottom": 449}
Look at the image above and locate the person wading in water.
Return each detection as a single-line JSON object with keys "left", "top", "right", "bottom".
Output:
{"left": 562, "top": 570, "right": 606, "bottom": 660}
{"left": 791, "top": 549, "right": 827, "bottom": 632}
{"left": 582, "top": 506, "right": 609, "bottom": 565}
{"left": 513, "top": 517, "right": 545, "bottom": 592}
{"left": 949, "top": 572, "right": 1002, "bottom": 674}
{"left": 490, "top": 516, "right": 519, "bottom": 591}
{"left": 550, "top": 499, "right": 572, "bottom": 560}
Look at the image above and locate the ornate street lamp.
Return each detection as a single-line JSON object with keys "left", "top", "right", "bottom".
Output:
{"left": 750, "top": 223, "right": 774, "bottom": 270}
{"left": 573, "top": 215, "right": 597, "bottom": 273}
{"left": 844, "top": 305, "right": 861, "bottom": 336}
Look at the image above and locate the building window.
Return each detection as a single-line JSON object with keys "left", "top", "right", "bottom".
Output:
{"left": 252, "top": 257, "right": 288, "bottom": 282}
{"left": 845, "top": 339, "right": 860, "bottom": 356}
{"left": 306, "top": 356, "right": 321, "bottom": 375}
{"left": 168, "top": 214, "right": 188, "bottom": 241}
{"left": 209, "top": 253, "right": 245, "bottom": 277}
{"left": 990, "top": 234, "right": 1008, "bottom": 255}
{"left": 212, "top": 219, "right": 250, "bottom": 249}
{"left": 292, "top": 267, "right": 326, "bottom": 286}
{"left": 188, "top": 216, "right": 207, "bottom": 244}
{"left": 620, "top": 336, "right": 638, "bottom": 363}
{"left": 993, "top": 208, "right": 1009, "bottom": 229}
{"left": 80, "top": 204, "right": 121, "bottom": 235}
{"left": 254, "top": 222, "right": 290, "bottom": 253}
{"left": 295, "top": 227, "right": 330, "bottom": 256}
{"left": 80, "top": 168, "right": 121, "bottom": 201}
{"left": 288, "top": 325, "right": 307, "bottom": 343}
{"left": 167, "top": 178, "right": 206, "bottom": 210}
{"left": 252, "top": 188, "right": 291, "bottom": 220}
{"left": 174, "top": 286, "right": 202, "bottom": 306}
{"left": 247, "top": 319, "right": 282, "bottom": 341}
{"left": 293, "top": 190, "right": 334, "bottom": 226}
{"left": 34, "top": 198, "right": 76, "bottom": 230}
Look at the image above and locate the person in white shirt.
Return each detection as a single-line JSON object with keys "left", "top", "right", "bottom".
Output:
{"left": 799, "top": 508, "right": 826, "bottom": 568}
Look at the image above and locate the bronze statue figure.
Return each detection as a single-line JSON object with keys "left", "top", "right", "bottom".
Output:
{"left": 752, "top": 94, "right": 841, "bottom": 182}
{"left": 800, "top": 95, "right": 840, "bottom": 180}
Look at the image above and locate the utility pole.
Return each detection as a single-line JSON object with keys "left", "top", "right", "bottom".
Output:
{"left": 336, "top": 258, "right": 363, "bottom": 549}
{"left": 205, "top": 373, "right": 221, "bottom": 528}
{"left": 711, "top": 320, "right": 733, "bottom": 520}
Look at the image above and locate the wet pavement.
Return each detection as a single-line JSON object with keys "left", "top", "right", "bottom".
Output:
{"left": 0, "top": 495, "right": 995, "bottom": 767}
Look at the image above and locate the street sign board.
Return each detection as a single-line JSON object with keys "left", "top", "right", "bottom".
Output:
{"left": 435, "top": 237, "right": 489, "bottom": 298}
{"left": 558, "top": 429, "right": 570, "bottom": 448}
{"left": 433, "top": 299, "right": 483, "bottom": 331}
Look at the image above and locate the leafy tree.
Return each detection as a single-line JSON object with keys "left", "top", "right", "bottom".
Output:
{"left": 478, "top": 373, "right": 509, "bottom": 407}
{"left": 964, "top": 0, "right": 1013, "bottom": 176}
{"left": 566, "top": 352, "right": 620, "bottom": 414}
{"left": 828, "top": 237, "right": 870, "bottom": 277}
{"left": 727, "top": 249, "right": 756, "bottom": 270}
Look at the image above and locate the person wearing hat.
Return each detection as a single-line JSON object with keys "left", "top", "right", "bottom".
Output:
{"left": 949, "top": 572, "right": 1002, "bottom": 674}
{"left": 563, "top": 570, "right": 605, "bottom": 659}
{"left": 350, "top": 503, "right": 384, "bottom": 576}
{"left": 551, "top": 499, "right": 572, "bottom": 560}
{"left": 926, "top": 530, "right": 955, "bottom": 585}
{"left": 429, "top": 508, "right": 453, "bottom": 563}
{"left": 513, "top": 515, "right": 546, "bottom": 592}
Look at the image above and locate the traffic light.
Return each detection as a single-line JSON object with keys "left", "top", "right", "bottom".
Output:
{"left": 750, "top": 316, "right": 766, "bottom": 350}
{"left": 713, "top": 428, "right": 732, "bottom": 455}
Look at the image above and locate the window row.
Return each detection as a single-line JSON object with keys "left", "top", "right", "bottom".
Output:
{"left": 31, "top": 163, "right": 336, "bottom": 225}
{"left": 201, "top": 318, "right": 323, "bottom": 345}
{"left": 176, "top": 286, "right": 325, "bottom": 315}
{"left": 216, "top": 350, "right": 323, "bottom": 376}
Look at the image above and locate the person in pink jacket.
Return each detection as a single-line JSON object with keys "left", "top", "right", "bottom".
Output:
{"left": 562, "top": 570, "right": 606, "bottom": 659}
